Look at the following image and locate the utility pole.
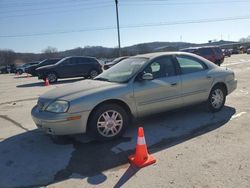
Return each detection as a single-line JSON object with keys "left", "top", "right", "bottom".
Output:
{"left": 115, "top": 0, "right": 121, "bottom": 57}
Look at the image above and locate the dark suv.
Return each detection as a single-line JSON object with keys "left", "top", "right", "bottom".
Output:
{"left": 36, "top": 56, "right": 102, "bottom": 83}
{"left": 25, "top": 58, "right": 61, "bottom": 76}
{"left": 181, "top": 46, "right": 224, "bottom": 66}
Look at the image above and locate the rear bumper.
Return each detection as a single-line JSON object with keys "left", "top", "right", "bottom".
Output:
{"left": 31, "top": 105, "right": 90, "bottom": 135}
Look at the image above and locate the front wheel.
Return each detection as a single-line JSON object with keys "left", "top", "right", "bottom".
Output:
{"left": 17, "top": 70, "right": 23, "bottom": 75}
{"left": 208, "top": 86, "right": 226, "bottom": 112}
{"left": 88, "top": 104, "right": 129, "bottom": 140}
{"left": 47, "top": 72, "right": 58, "bottom": 83}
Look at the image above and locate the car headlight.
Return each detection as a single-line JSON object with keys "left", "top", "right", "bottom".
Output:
{"left": 45, "top": 100, "right": 69, "bottom": 113}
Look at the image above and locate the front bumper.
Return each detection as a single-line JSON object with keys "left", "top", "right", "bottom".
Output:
{"left": 31, "top": 105, "right": 90, "bottom": 135}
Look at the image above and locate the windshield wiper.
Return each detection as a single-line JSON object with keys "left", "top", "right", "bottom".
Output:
{"left": 94, "top": 77, "right": 110, "bottom": 82}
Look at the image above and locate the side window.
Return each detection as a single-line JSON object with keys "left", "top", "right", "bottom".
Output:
{"left": 176, "top": 55, "right": 207, "bottom": 74}
{"left": 68, "top": 58, "right": 77, "bottom": 65}
{"left": 197, "top": 48, "right": 212, "bottom": 56}
{"left": 77, "top": 58, "right": 85, "bottom": 64}
{"left": 143, "top": 56, "right": 176, "bottom": 79}
{"left": 61, "top": 58, "right": 77, "bottom": 66}
{"left": 60, "top": 59, "right": 70, "bottom": 66}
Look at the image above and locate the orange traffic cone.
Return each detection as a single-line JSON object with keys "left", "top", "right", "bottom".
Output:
{"left": 45, "top": 78, "right": 50, "bottom": 86}
{"left": 128, "top": 127, "right": 156, "bottom": 168}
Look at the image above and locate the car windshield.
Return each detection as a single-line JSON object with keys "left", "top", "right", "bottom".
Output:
{"left": 95, "top": 57, "right": 148, "bottom": 83}
{"left": 112, "top": 57, "right": 125, "bottom": 63}
{"left": 38, "top": 60, "right": 47, "bottom": 66}
{"left": 55, "top": 57, "right": 69, "bottom": 65}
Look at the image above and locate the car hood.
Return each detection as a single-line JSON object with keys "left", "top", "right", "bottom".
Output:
{"left": 40, "top": 79, "right": 120, "bottom": 101}
{"left": 36, "top": 64, "right": 55, "bottom": 70}
{"left": 27, "top": 64, "right": 39, "bottom": 69}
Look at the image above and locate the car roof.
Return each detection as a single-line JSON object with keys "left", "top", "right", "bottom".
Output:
{"left": 132, "top": 51, "right": 217, "bottom": 69}
{"left": 181, "top": 46, "right": 220, "bottom": 51}
{"left": 65, "top": 56, "right": 96, "bottom": 59}
{"left": 133, "top": 51, "right": 198, "bottom": 59}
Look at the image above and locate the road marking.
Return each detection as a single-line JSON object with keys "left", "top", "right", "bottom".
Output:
{"left": 230, "top": 112, "right": 247, "bottom": 120}
{"left": 240, "top": 89, "right": 249, "bottom": 95}
{"left": 222, "top": 62, "right": 246, "bottom": 66}
{"left": 0, "top": 115, "right": 29, "bottom": 131}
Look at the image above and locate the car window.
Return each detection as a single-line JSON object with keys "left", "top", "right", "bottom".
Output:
{"left": 144, "top": 61, "right": 165, "bottom": 79}
{"left": 77, "top": 58, "right": 87, "bottom": 64}
{"left": 60, "top": 59, "right": 72, "bottom": 66}
{"left": 214, "top": 47, "right": 222, "bottom": 55}
{"left": 197, "top": 48, "right": 213, "bottom": 56}
{"left": 95, "top": 57, "right": 147, "bottom": 83}
{"left": 144, "top": 56, "right": 176, "bottom": 79}
{"left": 176, "top": 55, "right": 207, "bottom": 74}
{"left": 162, "top": 57, "right": 176, "bottom": 77}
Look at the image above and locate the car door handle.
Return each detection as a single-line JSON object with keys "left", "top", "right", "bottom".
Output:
{"left": 207, "top": 75, "right": 212, "bottom": 79}
{"left": 170, "top": 82, "right": 178, "bottom": 86}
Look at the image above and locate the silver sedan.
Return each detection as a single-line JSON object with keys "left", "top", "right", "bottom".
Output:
{"left": 31, "top": 52, "right": 237, "bottom": 140}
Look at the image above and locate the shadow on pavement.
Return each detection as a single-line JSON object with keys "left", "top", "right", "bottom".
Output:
{"left": 16, "top": 78, "right": 84, "bottom": 88}
{"left": 0, "top": 105, "right": 235, "bottom": 187}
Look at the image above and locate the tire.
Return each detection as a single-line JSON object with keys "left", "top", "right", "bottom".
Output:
{"left": 88, "top": 103, "right": 129, "bottom": 140}
{"left": 47, "top": 72, "right": 58, "bottom": 83}
{"left": 207, "top": 85, "right": 226, "bottom": 112}
{"left": 89, "top": 69, "right": 99, "bottom": 79}
{"left": 17, "top": 70, "right": 23, "bottom": 75}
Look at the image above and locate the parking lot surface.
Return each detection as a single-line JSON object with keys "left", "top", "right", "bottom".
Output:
{"left": 0, "top": 54, "right": 250, "bottom": 188}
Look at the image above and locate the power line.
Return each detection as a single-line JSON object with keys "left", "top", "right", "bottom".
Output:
{"left": 1, "top": 0, "right": 249, "bottom": 19}
{"left": 1, "top": 15, "right": 250, "bottom": 38}
{"left": 120, "top": 0, "right": 250, "bottom": 6}
{"left": 1, "top": 0, "right": 112, "bottom": 8}
{"left": 0, "top": 4, "right": 114, "bottom": 19}
{"left": 0, "top": 1, "right": 113, "bottom": 14}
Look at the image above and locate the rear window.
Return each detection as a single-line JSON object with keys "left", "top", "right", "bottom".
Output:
{"left": 181, "top": 49, "right": 197, "bottom": 53}
{"left": 214, "top": 47, "right": 223, "bottom": 55}
{"left": 196, "top": 48, "right": 213, "bottom": 56}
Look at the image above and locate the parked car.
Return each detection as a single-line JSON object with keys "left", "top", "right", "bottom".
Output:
{"left": 31, "top": 52, "right": 237, "bottom": 140}
{"left": 16, "top": 62, "right": 39, "bottom": 75}
{"left": 181, "top": 46, "right": 224, "bottom": 66}
{"left": 103, "top": 56, "right": 129, "bottom": 70}
{"left": 231, "top": 48, "right": 239, "bottom": 54}
{"left": 222, "top": 49, "right": 231, "bottom": 57}
{"left": 25, "top": 58, "right": 61, "bottom": 76}
{"left": 0, "top": 64, "right": 16, "bottom": 74}
{"left": 247, "top": 48, "right": 250, "bottom": 54}
{"left": 36, "top": 56, "right": 102, "bottom": 83}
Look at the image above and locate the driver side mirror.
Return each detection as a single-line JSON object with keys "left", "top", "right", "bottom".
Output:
{"left": 141, "top": 73, "right": 153, "bottom": 80}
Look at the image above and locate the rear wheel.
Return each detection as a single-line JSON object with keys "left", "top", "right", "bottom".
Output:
{"left": 208, "top": 85, "right": 226, "bottom": 112}
{"left": 88, "top": 104, "right": 129, "bottom": 140}
{"left": 47, "top": 72, "right": 58, "bottom": 83}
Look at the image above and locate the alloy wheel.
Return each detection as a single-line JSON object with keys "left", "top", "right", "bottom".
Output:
{"left": 97, "top": 110, "right": 123, "bottom": 137}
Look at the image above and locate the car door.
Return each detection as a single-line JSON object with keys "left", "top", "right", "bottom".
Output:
{"left": 56, "top": 58, "right": 77, "bottom": 78}
{"left": 175, "top": 54, "right": 213, "bottom": 106}
{"left": 133, "top": 55, "right": 182, "bottom": 117}
{"left": 77, "top": 57, "right": 90, "bottom": 76}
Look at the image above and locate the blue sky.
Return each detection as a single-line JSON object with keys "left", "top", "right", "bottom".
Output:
{"left": 0, "top": 0, "right": 250, "bottom": 53}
